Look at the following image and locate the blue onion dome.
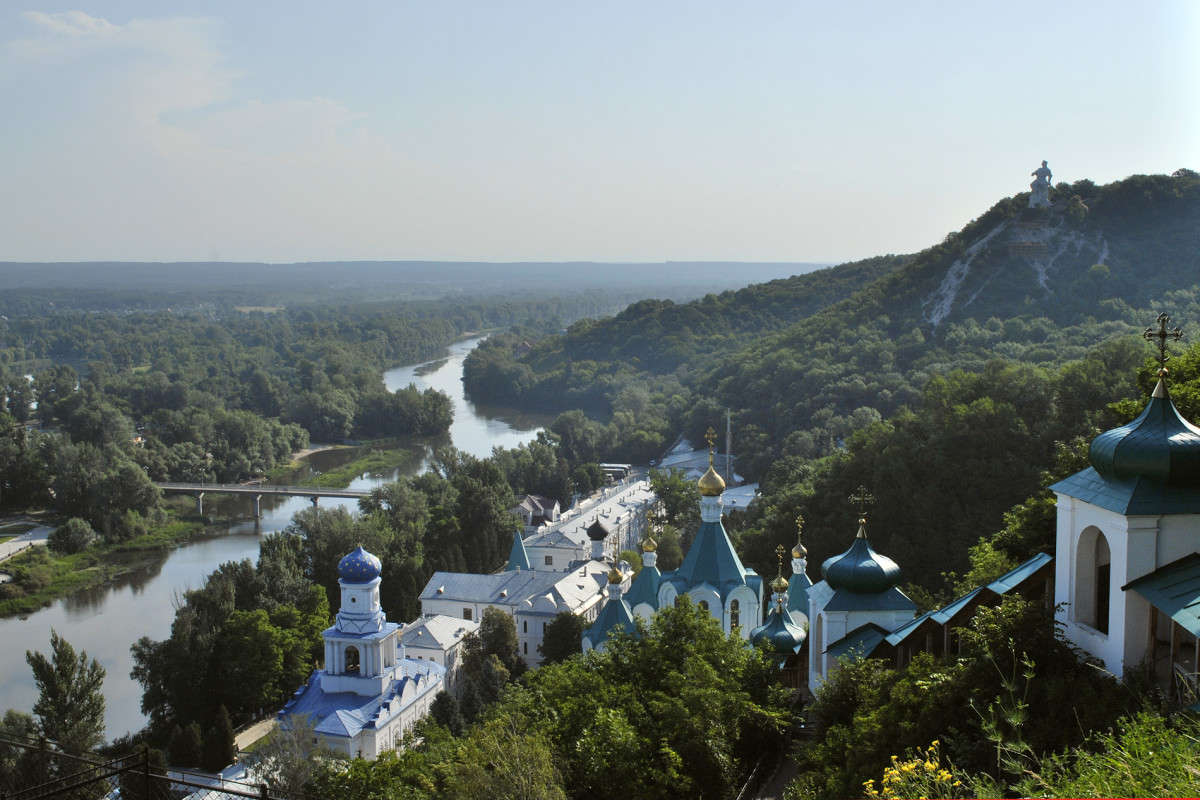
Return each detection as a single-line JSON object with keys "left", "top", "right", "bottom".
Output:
{"left": 1089, "top": 377, "right": 1200, "bottom": 486}
{"left": 820, "top": 518, "right": 901, "bottom": 593}
{"left": 750, "top": 604, "right": 806, "bottom": 654}
{"left": 338, "top": 545, "right": 382, "bottom": 584}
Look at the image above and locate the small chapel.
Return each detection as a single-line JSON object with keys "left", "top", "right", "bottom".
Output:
{"left": 279, "top": 546, "right": 445, "bottom": 759}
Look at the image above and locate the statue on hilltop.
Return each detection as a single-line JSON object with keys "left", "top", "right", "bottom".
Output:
{"left": 1028, "top": 159, "right": 1052, "bottom": 208}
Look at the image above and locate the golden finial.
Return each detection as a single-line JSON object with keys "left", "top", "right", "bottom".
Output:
{"left": 607, "top": 566, "right": 623, "bottom": 585}
{"left": 1144, "top": 312, "right": 1183, "bottom": 377}
{"left": 641, "top": 534, "right": 657, "bottom": 553}
{"left": 697, "top": 426, "right": 726, "bottom": 496}
{"left": 771, "top": 544, "right": 789, "bottom": 594}
{"left": 792, "top": 512, "right": 807, "bottom": 558}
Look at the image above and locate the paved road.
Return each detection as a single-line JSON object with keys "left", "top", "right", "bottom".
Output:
{"left": 234, "top": 718, "right": 277, "bottom": 752}
{"left": 0, "top": 524, "right": 52, "bottom": 564}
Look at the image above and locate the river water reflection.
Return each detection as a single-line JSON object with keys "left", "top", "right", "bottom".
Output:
{"left": 0, "top": 336, "right": 548, "bottom": 739}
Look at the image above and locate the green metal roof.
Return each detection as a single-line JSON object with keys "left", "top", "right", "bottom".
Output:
{"left": 1122, "top": 552, "right": 1200, "bottom": 636}
{"left": 883, "top": 611, "right": 938, "bottom": 647}
{"left": 505, "top": 530, "right": 530, "bottom": 571}
{"left": 987, "top": 552, "right": 1053, "bottom": 594}
{"left": 1050, "top": 467, "right": 1200, "bottom": 515}
{"left": 787, "top": 572, "right": 812, "bottom": 616}
{"left": 662, "top": 517, "right": 756, "bottom": 602}
{"left": 824, "top": 585, "right": 916, "bottom": 613}
{"left": 825, "top": 622, "right": 890, "bottom": 659}
{"left": 1089, "top": 381, "right": 1200, "bottom": 486}
{"left": 583, "top": 593, "right": 639, "bottom": 648}
{"left": 749, "top": 604, "right": 807, "bottom": 654}
{"left": 625, "top": 563, "right": 661, "bottom": 609}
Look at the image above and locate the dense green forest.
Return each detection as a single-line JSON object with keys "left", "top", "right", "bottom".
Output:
{"left": 464, "top": 170, "right": 1200, "bottom": 476}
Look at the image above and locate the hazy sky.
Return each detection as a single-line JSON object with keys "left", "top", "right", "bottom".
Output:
{"left": 2, "top": 2, "right": 1197, "bottom": 263}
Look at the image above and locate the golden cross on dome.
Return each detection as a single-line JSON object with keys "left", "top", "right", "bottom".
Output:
{"left": 775, "top": 544, "right": 787, "bottom": 573}
{"left": 1144, "top": 312, "right": 1183, "bottom": 374}
{"left": 794, "top": 512, "right": 804, "bottom": 536}
{"left": 705, "top": 426, "right": 718, "bottom": 466}
{"left": 848, "top": 485, "right": 875, "bottom": 517}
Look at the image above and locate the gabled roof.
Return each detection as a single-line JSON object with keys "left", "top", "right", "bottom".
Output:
{"left": 280, "top": 660, "right": 446, "bottom": 739}
{"left": 1122, "top": 552, "right": 1200, "bottom": 636}
{"left": 987, "top": 552, "right": 1053, "bottom": 594}
{"left": 931, "top": 587, "right": 989, "bottom": 625}
{"left": 419, "top": 563, "right": 608, "bottom": 614}
{"left": 664, "top": 518, "right": 753, "bottom": 601}
{"left": 883, "top": 610, "right": 938, "bottom": 647}
{"left": 1050, "top": 467, "right": 1200, "bottom": 515}
{"left": 825, "top": 622, "right": 891, "bottom": 659}
{"left": 583, "top": 593, "right": 639, "bottom": 649}
{"left": 626, "top": 563, "right": 661, "bottom": 610}
{"left": 400, "top": 614, "right": 479, "bottom": 651}
{"left": 787, "top": 572, "right": 813, "bottom": 617}
{"left": 506, "top": 530, "right": 531, "bottom": 571}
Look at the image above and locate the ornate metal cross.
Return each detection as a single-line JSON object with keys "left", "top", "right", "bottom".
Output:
{"left": 794, "top": 512, "right": 805, "bottom": 536}
{"left": 705, "top": 426, "right": 718, "bottom": 453}
{"left": 775, "top": 544, "right": 787, "bottom": 574}
{"left": 1144, "top": 312, "right": 1183, "bottom": 372}
{"left": 848, "top": 484, "right": 875, "bottom": 516}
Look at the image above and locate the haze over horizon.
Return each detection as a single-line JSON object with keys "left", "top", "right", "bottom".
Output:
{"left": 3, "top": 1, "right": 1196, "bottom": 265}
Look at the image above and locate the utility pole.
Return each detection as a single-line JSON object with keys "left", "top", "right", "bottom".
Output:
{"left": 725, "top": 409, "right": 732, "bottom": 485}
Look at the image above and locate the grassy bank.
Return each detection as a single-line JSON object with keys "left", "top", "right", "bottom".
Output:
{"left": 303, "top": 446, "right": 423, "bottom": 488}
{"left": 0, "top": 516, "right": 205, "bottom": 617}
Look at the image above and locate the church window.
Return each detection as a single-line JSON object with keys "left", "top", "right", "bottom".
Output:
{"left": 730, "top": 599, "right": 740, "bottom": 632}
{"left": 523, "top": 620, "right": 528, "bottom": 633}
{"left": 545, "top": 555, "right": 553, "bottom": 566}
{"left": 463, "top": 608, "right": 472, "bottom": 621}
{"left": 345, "top": 645, "right": 360, "bottom": 675}
{"left": 1074, "top": 527, "right": 1111, "bottom": 634}
{"left": 523, "top": 642, "right": 528, "bottom": 654}
{"left": 350, "top": 596, "right": 356, "bottom": 603}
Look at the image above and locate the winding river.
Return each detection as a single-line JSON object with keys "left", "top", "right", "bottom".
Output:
{"left": 0, "top": 336, "right": 548, "bottom": 739}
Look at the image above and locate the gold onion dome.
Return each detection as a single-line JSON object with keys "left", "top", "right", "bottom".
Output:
{"left": 791, "top": 539, "right": 807, "bottom": 559}
{"left": 607, "top": 567, "right": 624, "bottom": 585}
{"left": 697, "top": 464, "right": 726, "bottom": 496}
{"left": 641, "top": 535, "right": 658, "bottom": 553}
{"left": 770, "top": 574, "right": 789, "bottom": 594}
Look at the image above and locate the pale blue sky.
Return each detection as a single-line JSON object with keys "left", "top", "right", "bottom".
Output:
{"left": 2, "top": 1, "right": 1197, "bottom": 263}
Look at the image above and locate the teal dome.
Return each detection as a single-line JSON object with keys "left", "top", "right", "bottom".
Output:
{"left": 749, "top": 605, "right": 806, "bottom": 654}
{"left": 1089, "top": 379, "right": 1200, "bottom": 486}
{"left": 338, "top": 546, "right": 382, "bottom": 584}
{"left": 821, "top": 525, "right": 901, "bottom": 593}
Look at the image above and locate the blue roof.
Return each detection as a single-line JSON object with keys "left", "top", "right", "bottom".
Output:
{"left": 787, "top": 572, "right": 812, "bottom": 616}
{"left": 749, "top": 604, "right": 806, "bottom": 654}
{"left": 626, "top": 564, "right": 661, "bottom": 610}
{"left": 931, "top": 587, "right": 986, "bottom": 625}
{"left": 279, "top": 659, "right": 445, "bottom": 739}
{"left": 1050, "top": 467, "right": 1200, "bottom": 515}
{"left": 506, "top": 530, "right": 530, "bottom": 571}
{"left": 824, "top": 585, "right": 916, "bottom": 613}
{"left": 883, "top": 610, "right": 938, "bottom": 647}
{"left": 583, "top": 593, "right": 638, "bottom": 649}
{"left": 338, "top": 546, "right": 382, "bottom": 584}
{"left": 987, "top": 552, "right": 1053, "bottom": 594}
{"left": 1122, "top": 552, "right": 1200, "bottom": 637}
{"left": 662, "top": 518, "right": 756, "bottom": 601}
{"left": 825, "top": 623, "right": 890, "bottom": 659}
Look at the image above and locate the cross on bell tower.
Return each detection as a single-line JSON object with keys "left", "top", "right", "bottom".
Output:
{"left": 1144, "top": 312, "right": 1183, "bottom": 375}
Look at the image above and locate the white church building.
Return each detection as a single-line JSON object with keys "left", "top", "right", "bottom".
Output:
{"left": 1050, "top": 346, "right": 1200, "bottom": 690}
{"left": 279, "top": 546, "right": 446, "bottom": 759}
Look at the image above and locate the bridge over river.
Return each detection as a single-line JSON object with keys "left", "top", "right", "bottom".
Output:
{"left": 155, "top": 482, "right": 372, "bottom": 517}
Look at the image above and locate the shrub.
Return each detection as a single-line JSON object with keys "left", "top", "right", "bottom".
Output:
{"left": 49, "top": 518, "right": 96, "bottom": 554}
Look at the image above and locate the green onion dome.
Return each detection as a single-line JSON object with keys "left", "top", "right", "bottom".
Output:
{"left": 749, "top": 604, "right": 806, "bottom": 654}
{"left": 1089, "top": 378, "right": 1200, "bottom": 485}
{"left": 338, "top": 546, "right": 382, "bottom": 584}
{"left": 820, "top": 519, "right": 901, "bottom": 593}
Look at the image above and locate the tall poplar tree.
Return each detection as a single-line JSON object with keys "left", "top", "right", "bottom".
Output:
{"left": 25, "top": 630, "right": 106, "bottom": 754}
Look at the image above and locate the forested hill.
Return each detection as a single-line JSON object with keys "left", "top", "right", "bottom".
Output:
{"left": 464, "top": 169, "right": 1200, "bottom": 472}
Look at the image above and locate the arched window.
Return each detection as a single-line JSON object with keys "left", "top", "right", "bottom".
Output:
{"left": 345, "top": 645, "right": 360, "bottom": 674}
{"left": 730, "top": 599, "right": 741, "bottom": 632}
{"left": 1074, "top": 527, "right": 1111, "bottom": 634}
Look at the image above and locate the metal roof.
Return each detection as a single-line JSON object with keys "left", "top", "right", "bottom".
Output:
{"left": 825, "top": 622, "right": 890, "bottom": 659}
{"left": 1051, "top": 467, "right": 1200, "bottom": 515}
{"left": 1122, "top": 552, "right": 1200, "bottom": 636}
{"left": 823, "top": 585, "right": 916, "bottom": 613}
{"left": 987, "top": 552, "right": 1053, "bottom": 594}
{"left": 505, "top": 530, "right": 530, "bottom": 571}
{"left": 419, "top": 563, "right": 609, "bottom": 612}
{"left": 625, "top": 563, "right": 661, "bottom": 610}
{"left": 279, "top": 660, "right": 445, "bottom": 739}
{"left": 883, "top": 610, "right": 938, "bottom": 647}
{"left": 400, "top": 614, "right": 479, "bottom": 651}
{"left": 583, "top": 593, "right": 639, "bottom": 648}
{"left": 663, "top": 518, "right": 754, "bottom": 601}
